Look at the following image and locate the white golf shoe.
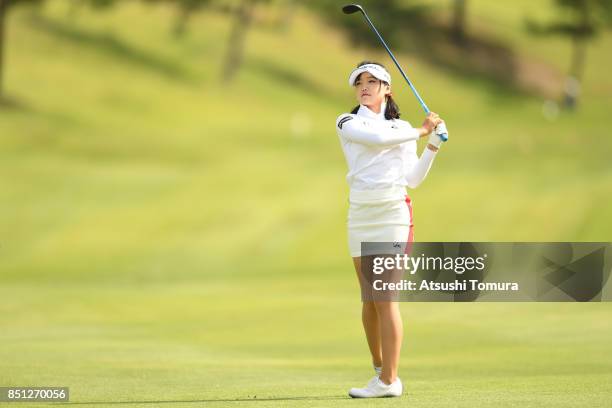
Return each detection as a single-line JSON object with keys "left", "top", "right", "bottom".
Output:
{"left": 348, "top": 376, "right": 403, "bottom": 398}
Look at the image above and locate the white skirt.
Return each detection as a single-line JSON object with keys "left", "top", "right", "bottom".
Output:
{"left": 347, "top": 186, "right": 414, "bottom": 257}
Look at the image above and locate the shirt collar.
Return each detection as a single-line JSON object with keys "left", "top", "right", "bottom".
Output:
{"left": 357, "top": 101, "right": 387, "bottom": 120}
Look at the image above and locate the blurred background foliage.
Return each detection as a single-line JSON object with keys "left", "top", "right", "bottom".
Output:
{"left": 1, "top": 0, "right": 610, "bottom": 283}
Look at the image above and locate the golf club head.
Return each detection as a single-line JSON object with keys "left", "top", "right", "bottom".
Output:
{"left": 342, "top": 4, "right": 363, "bottom": 14}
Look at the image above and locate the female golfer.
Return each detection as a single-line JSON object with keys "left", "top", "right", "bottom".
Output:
{"left": 336, "top": 61, "right": 446, "bottom": 398}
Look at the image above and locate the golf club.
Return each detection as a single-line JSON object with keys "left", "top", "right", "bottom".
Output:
{"left": 342, "top": 4, "right": 448, "bottom": 142}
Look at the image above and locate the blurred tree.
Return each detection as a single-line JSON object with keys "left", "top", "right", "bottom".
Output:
{"left": 451, "top": 0, "right": 467, "bottom": 44}
{"left": 527, "top": 0, "right": 612, "bottom": 109}
{"left": 143, "top": 0, "right": 212, "bottom": 37}
{"left": 222, "top": 0, "right": 268, "bottom": 82}
{"left": 173, "top": 0, "right": 211, "bottom": 37}
{"left": 279, "top": 0, "right": 296, "bottom": 32}
{"left": 67, "top": 0, "right": 118, "bottom": 18}
{"left": 306, "top": 0, "right": 429, "bottom": 52}
{"left": 88, "top": 0, "right": 118, "bottom": 8}
{"left": 0, "top": 0, "right": 44, "bottom": 100}
{"left": 0, "top": 0, "right": 5, "bottom": 98}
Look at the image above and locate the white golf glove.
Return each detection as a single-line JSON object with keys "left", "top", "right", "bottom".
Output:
{"left": 428, "top": 121, "right": 448, "bottom": 149}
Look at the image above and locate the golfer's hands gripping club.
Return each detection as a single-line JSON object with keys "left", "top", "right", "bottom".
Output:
{"left": 434, "top": 121, "right": 449, "bottom": 144}
{"left": 418, "top": 112, "right": 448, "bottom": 150}
{"left": 418, "top": 112, "right": 441, "bottom": 137}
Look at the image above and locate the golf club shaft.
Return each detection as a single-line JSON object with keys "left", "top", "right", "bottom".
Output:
{"left": 357, "top": 11, "right": 429, "bottom": 114}
{"left": 347, "top": 5, "right": 448, "bottom": 141}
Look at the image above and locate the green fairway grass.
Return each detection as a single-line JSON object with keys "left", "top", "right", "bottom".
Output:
{"left": 1, "top": 1, "right": 611, "bottom": 406}
{"left": 1, "top": 281, "right": 611, "bottom": 407}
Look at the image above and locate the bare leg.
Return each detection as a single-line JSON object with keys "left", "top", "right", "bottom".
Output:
{"left": 352, "top": 257, "right": 382, "bottom": 368}
{"left": 374, "top": 300, "right": 403, "bottom": 384}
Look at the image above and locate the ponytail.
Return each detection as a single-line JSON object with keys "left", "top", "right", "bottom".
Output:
{"left": 385, "top": 94, "right": 401, "bottom": 120}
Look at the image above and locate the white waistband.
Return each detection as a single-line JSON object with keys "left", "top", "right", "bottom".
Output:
{"left": 349, "top": 186, "right": 407, "bottom": 203}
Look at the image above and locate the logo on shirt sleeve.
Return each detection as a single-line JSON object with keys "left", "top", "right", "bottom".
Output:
{"left": 337, "top": 116, "right": 354, "bottom": 130}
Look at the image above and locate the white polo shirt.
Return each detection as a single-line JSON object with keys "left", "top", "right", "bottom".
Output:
{"left": 336, "top": 102, "right": 437, "bottom": 191}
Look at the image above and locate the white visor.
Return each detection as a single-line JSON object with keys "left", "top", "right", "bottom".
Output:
{"left": 348, "top": 63, "right": 391, "bottom": 86}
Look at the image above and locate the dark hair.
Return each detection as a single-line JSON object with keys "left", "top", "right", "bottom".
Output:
{"left": 350, "top": 60, "right": 400, "bottom": 120}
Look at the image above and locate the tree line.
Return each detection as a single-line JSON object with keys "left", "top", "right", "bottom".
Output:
{"left": 0, "top": 0, "right": 610, "bottom": 109}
